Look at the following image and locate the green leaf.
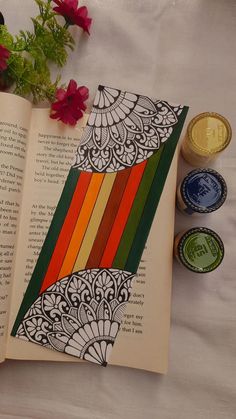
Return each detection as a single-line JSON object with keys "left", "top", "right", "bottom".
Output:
{"left": 12, "top": 30, "right": 35, "bottom": 52}
{"left": 0, "top": 25, "right": 14, "bottom": 49}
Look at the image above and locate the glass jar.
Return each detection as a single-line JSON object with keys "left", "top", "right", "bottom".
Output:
{"left": 174, "top": 227, "right": 224, "bottom": 273}
{"left": 176, "top": 168, "right": 227, "bottom": 215}
{"left": 181, "top": 112, "right": 231, "bottom": 167}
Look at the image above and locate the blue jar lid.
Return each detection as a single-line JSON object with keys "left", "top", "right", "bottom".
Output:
{"left": 181, "top": 168, "right": 227, "bottom": 213}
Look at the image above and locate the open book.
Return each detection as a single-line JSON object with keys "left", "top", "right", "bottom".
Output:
{"left": 0, "top": 91, "right": 186, "bottom": 373}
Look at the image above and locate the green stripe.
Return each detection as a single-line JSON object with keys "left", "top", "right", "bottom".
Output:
{"left": 125, "top": 106, "right": 189, "bottom": 272}
{"left": 113, "top": 148, "right": 163, "bottom": 269}
{"left": 12, "top": 168, "right": 81, "bottom": 335}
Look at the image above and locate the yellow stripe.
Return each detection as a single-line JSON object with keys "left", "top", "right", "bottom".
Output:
{"left": 58, "top": 173, "right": 105, "bottom": 279}
{"left": 73, "top": 172, "right": 117, "bottom": 271}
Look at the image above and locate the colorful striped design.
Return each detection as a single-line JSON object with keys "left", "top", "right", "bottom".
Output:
{"left": 85, "top": 168, "right": 132, "bottom": 268}
{"left": 100, "top": 161, "right": 147, "bottom": 267}
{"left": 40, "top": 172, "right": 93, "bottom": 293}
{"left": 112, "top": 148, "right": 163, "bottom": 269}
{"left": 73, "top": 172, "right": 117, "bottom": 271}
{"left": 58, "top": 173, "right": 105, "bottom": 279}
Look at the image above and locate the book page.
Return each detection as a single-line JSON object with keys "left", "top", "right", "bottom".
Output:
{"left": 7, "top": 108, "right": 177, "bottom": 373}
{"left": 6, "top": 109, "right": 88, "bottom": 362}
{"left": 0, "top": 92, "right": 32, "bottom": 362}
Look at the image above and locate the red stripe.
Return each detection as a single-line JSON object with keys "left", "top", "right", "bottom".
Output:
{"left": 86, "top": 168, "right": 132, "bottom": 268}
{"left": 40, "top": 172, "right": 93, "bottom": 293}
{"left": 100, "top": 161, "right": 147, "bottom": 267}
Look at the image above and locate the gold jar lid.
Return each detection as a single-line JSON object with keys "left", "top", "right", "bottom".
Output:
{"left": 187, "top": 112, "right": 232, "bottom": 156}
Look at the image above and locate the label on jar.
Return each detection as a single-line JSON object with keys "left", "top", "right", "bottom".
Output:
{"left": 179, "top": 169, "right": 227, "bottom": 214}
{"left": 176, "top": 228, "right": 224, "bottom": 273}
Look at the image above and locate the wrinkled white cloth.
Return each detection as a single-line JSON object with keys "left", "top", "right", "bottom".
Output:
{"left": 0, "top": 1, "right": 236, "bottom": 418}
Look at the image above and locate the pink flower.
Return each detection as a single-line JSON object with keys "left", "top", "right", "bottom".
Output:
{"left": 53, "top": 0, "right": 92, "bottom": 34}
{"left": 0, "top": 44, "right": 10, "bottom": 71}
{"left": 50, "top": 79, "right": 89, "bottom": 126}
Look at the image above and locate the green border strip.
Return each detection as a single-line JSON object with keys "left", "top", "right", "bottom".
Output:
{"left": 113, "top": 148, "right": 163, "bottom": 268}
{"left": 125, "top": 106, "right": 189, "bottom": 272}
{"left": 12, "top": 168, "right": 81, "bottom": 335}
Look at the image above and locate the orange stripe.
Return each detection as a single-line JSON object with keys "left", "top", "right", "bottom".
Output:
{"left": 100, "top": 161, "right": 147, "bottom": 267}
{"left": 58, "top": 173, "right": 105, "bottom": 279}
{"left": 40, "top": 172, "right": 92, "bottom": 293}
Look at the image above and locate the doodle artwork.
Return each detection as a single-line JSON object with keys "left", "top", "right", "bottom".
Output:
{"left": 12, "top": 86, "right": 188, "bottom": 366}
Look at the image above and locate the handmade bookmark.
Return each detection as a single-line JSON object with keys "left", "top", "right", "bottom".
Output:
{"left": 12, "top": 86, "right": 188, "bottom": 366}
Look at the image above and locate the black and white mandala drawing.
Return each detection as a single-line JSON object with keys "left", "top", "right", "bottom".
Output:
{"left": 74, "top": 85, "right": 184, "bottom": 172}
{"left": 16, "top": 268, "right": 135, "bottom": 366}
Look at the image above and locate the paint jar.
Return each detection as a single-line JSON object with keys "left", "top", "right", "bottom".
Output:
{"left": 174, "top": 227, "right": 224, "bottom": 273}
{"left": 176, "top": 168, "right": 227, "bottom": 215}
{"left": 181, "top": 112, "right": 231, "bottom": 167}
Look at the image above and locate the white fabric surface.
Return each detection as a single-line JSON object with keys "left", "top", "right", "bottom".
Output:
{"left": 0, "top": 0, "right": 236, "bottom": 418}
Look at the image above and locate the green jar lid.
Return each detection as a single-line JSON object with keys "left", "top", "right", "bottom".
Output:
{"left": 177, "top": 227, "right": 224, "bottom": 273}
